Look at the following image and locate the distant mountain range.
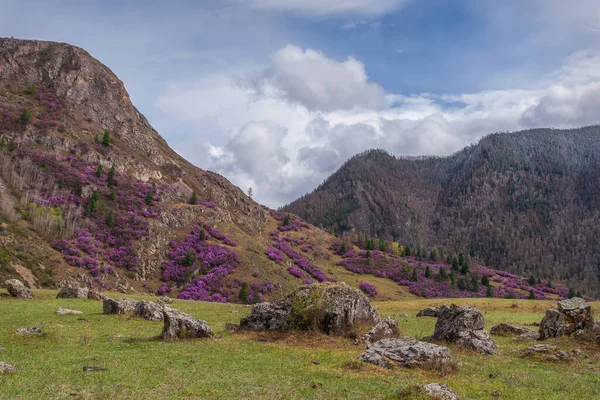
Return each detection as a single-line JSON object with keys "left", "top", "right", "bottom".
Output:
{"left": 282, "top": 127, "right": 600, "bottom": 297}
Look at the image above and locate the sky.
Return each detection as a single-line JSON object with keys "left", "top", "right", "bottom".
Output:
{"left": 2, "top": 0, "right": 600, "bottom": 207}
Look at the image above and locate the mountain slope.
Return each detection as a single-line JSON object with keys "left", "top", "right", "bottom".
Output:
{"left": 282, "top": 127, "right": 600, "bottom": 297}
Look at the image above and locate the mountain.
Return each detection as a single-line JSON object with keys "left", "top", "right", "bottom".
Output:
{"left": 0, "top": 38, "right": 573, "bottom": 303}
{"left": 282, "top": 127, "right": 600, "bottom": 297}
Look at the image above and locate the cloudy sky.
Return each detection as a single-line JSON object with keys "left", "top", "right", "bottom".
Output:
{"left": 2, "top": 1, "right": 600, "bottom": 207}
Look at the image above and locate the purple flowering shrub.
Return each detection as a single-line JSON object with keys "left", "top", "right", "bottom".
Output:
{"left": 359, "top": 281, "right": 377, "bottom": 297}
{"left": 288, "top": 266, "right": 303, "bottom": 278}
{"left": 265, "top": 247, "right": 284, "bottom": 263}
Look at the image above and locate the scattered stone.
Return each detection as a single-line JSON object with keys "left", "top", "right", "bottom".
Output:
{"left": 108, "top": 334, "right": 127, "bottom": 339}
{"left": 4, "top": 279, "right": 33, "bottom": 299}
{"left": 157, "top": 296, "right": 173, "bottom": 304}
{"left": 161, "top": 308, "right": 213, "bottom": 340}
{"left": 225, "top": 323, "right": 240, "bottom": 332}
{"left": 56, "top": 308, "right": 83, "bottom": 315}
{"left": 522, "top": 344, "right": 556, "bottom": 356}
{"left": 311, "top": 360, "right": 320, "bottom": 365}
{"left": 239, "top": 282, "right": 381, "bottom": 337}
{"left": 83, "top": 366, "right": 107, "bottom": 371}
{"left": 420, "top": 383, "right": 459, "bottom": 400}
{"left": 416, "top": 307, "right": 439, "bottom": 318}
{"left": 427, "top": 305, "right": 497, "bottom": 355}
{"left": 15, "top": 327, "right": 42, "bottom": 336}
{"left": 0, "top": 362, "right": 15, "bottom": 374}
{"left": 88, "top": 290, "right": 108, "bottom": 301}
{"left": 362, "top": 317, "right": 399, "bottom": 344}
{"left": 102, "top": 298, "right": 138, "bottom": 315}
{"left": 489, "top": 373, "right": 497, "bottom": 379}
{"left": 490, "top": 323, "right": 533, "bottom": 336}
{"left": 359, "top": 337, "right": 451, "bottom": 369}
{"left": 56, "top": 286, "right": 89, "bottom": 299}
{"left": 539, "top": 297, "right": 594, "bottom": 339}
{"left": 0, "top": 347, "right": 4, "bottom": 351}
{"left": 133, "top": 301, "right": 165, "bottom": 321}
{"left": 517, "top": 331, "right": 541, "bottom": 341}
{"left": 492, "top": 391, "right": 501, "bottom": 398}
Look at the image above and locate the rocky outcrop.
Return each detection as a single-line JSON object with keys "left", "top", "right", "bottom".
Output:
{"left": 157, "top": 296, "right": 173, "bottom": 305}
{"left": 239, "top": 282, "right": 381, "bottom": 336}
{"left": 416, "top": 307, "right": 439, "bottom": 318}
{"left": 539, "top": 298, "right": 594, "bottom": 339}
{"left": 88, "top": 290, "right": 108, "bottom": 301}
{"left": 0, "top": 362, "right": 15, "bottom": 374}
{"left": 490, "top": 323, "right": 533, "bottom": 336}
{"left": 56, "top": 308, "right": 83, "bottom": 315}
{"left": 4, "top": 279, "right": 33, "bottom": 298}
{"left": 161, "top": 308, "right": 213, "bottom": 340}
{"left": 359, "top": 338, "right": 451, "bottom": 368}
{"left": 102, "top": 298, "right": 138, "bottom": 315}
{"left": 420, "top": 383, "right": 459, "bottom": 400}
{"left": 427, "top": 305, "right": 497, "bottom": 355}
{"left": 133, "top": 301, "right": 165, "bottom": 321}
{"left": 56, "top": 286, "right": 89, "bottom": 299}
{"left": 362, "top": 317, "right": 399, "bottom": 345}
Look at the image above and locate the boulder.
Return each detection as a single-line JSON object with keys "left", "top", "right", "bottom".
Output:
{"left": 517, "top": 331, "right": 541, "bottom": 341}
{"left": 15, "top": 327, "right": 42, "bottom": 336}
{"left": 56, "top": 286, "right": 89, "bottom": 299}
{"left": 225, "top": 323, "right": 240, "bottom": 332}
{"left": 490, "top": 323, "right": 533, "bottom": 336}
{"left": 539, "top": 298, "right": 594, "bottom": 339}
{"left": 133, "top": 301, "right": 165, "bottom": 321}
{"left": 416, "top": 307, "right": 439, "bottom": 318}
{"left": 359, "top": 337, "right": 451, "bottom": 369}
{"left": 4, "top": 279, "right": 33, "bottom": 298}
{"left": 522, "top": 344, "right": 556, "bottom": 356}
{"left": 362, "top": 317, "right": 399, "bottom": 344}
{"left": 161, "top": 308, "right": 213, "bottom": 340}
{"left": 88, "top": 290, "right": 108, "bottom": 301}
{"left": 239, "top": 282, "right": 381, "bottom": 336}
{"left": 0, "top": 362, "right": 15, "bottom": 374}
{"left": 56, "top": 308, "right": 83, "bottom": 315}
{"left": 102, "top": 298, "right": 138, "bottom": 314}
{"left": 427, "top": 305, "right": 497, "bottom": 355}
{"left": 157, "top": 296, "right": 173, "bottom": 304}
{"left": 420, "top": 383, "right": 459, "bottom": 400}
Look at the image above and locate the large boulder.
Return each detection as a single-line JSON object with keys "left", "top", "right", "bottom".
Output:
{"left": 362, "top": 317, "right": 399, "bottom": 344}
{"left": 56, "top": 286, "right": 89, "bottom": 299}
{"left": 427, "top": 305, "right": 497, "bottom": 355}
{"left": 420, "top": 383, "right": 459, "bottom": 400}
{"left": 539, "top": 297, "right": 594, "bottom": 339}
{"left": 4, "top": 279, "right": 33, "bottom": 298}
{"left": 134, "top": 301, "right": 165, "bottom": 321}
{"left": 102, "top": 298, "right": 138, "bottom": 314}
{"left": 490, "top": 323, "right": 533, "bottom": 336}
{"left": 161, "top": 308, "right": 213, "bottom": 340}
{"left": 239, "top": 282, "right": 381, "bottom": 336}
{"left": 359, "top": 337, "right": 451, "bottom": 369}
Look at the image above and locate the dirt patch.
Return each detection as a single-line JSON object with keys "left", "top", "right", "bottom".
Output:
{"left": 13, "top": 264, "right": 37, "bottom": 288}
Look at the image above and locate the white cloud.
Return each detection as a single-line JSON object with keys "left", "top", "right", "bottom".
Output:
{"left": 238, "top": 0, "right": 411, "bottom": 17}
{"left": 157, "top": 44, "right": 600, "bottom": 207}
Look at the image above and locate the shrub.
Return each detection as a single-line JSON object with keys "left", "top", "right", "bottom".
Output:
{"left": 286, "top": 287, "right": 329, "bottom": 331}
{"left": 102, "top": 129, "right": 110, "bottom": 147}
{"left": 189, "top": 191, "right": 197, "bottom": 205}
{"left": 238, "top": 282, "right": 249, "bottom": 304}
{"left": 359, "top": 281, "right": 377, "bottom": 296}
{"left": 20, "top": 109, "right": 31, "bottom": 123}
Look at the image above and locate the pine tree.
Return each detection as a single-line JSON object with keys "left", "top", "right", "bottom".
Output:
{"left": 529, "top": 275, "right": 536, "bottom": 285}
{"left": 102, "top": 129, "right": 111, "bottom": 147}
{"left": 107, "top": 165, "right": 116, "bottom": 186}
{"left": 145, "top": 190, "right": 153, "bottom": 205}
{"left": 471, "top": 275, "right": 480, "bottom": 292}
{"left": 340, "top": 242, "right": 348, "bottom": 254}
{"left": 20, "top": 109, "right": 31, "bottom": 123}
{"left": 430, "top": 247, "right": 439, "bottom": 261}
{"left": 486, "top": 285, "right": 494, "bottom": 298}
{"left": 568, "top": 287, "right": 576, "bottom": 298}
{"left": 528, "top": 290, "right": 536, "bottom": 299}
{"left": 460, "top": 261, "right": 470, "bottom": 275}
{"left": 109, "top": 190, "right": 115, "bottom": 201}
{"left": 106, "top": 210, "right": 114, "bottom": 227}
{"left": 378, "top": 238, "right": 386, "bottom": 252}
{"left": 189, "top": 191, "right": 197, "bottom": 205}
{"left": 86, "top": 190, "right": 100, "bottom": 216}
{"left": 95, "top": 164, "right": 103, "bottom": 178}
{"left": 458, "top": 278, "right": 467, "bottom": 290}
{"left": 458, "top": 253, "right": 465, "bottom": 267}
{"left": 57, "top": 177, "right": 64, "bottom": 189}
{"left": 576, "top": 290, "right": 582, "bottom": 298}
{"left": 238, "top": 282, "right": 249, "bottom": 304}
{"left": 481, "top": 275, "right": 490, "bottom": 287}
{"left": 182, "top": 251, "right": 196, "bottom": 266}
{"left": 452, "top": 255, "right": 460, "bottom": 271}
{"left": 411, "top": 268, "right": 419, "bottom": 282}
{"left": 283, "top": 214, "right": 291, "bottom": 226}
{"left": 366, "top": 238, "right": 375, "bottom": 251}
{"left": 439, "top": 267, "right": 447, "bottom": 281}
{"left": 404, "top": 245, "right": 411, "bottom": 257}
{"left": 446, "top": 254, "right": 453, "bottom": 265}
{"left": 0, "top": 137, "right": 5, "bottom": 149}
{"left": 450, "top": 270, "right": 456, "bottom": 285}
{"left": 425, "top": 265, "right": 431, "bottom": 279}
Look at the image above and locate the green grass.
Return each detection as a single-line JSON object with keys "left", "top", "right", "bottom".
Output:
{"left": 0, "top": 290, "right": 598, "bottom": 399}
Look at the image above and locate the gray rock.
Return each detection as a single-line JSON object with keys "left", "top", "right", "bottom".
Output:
{"left": 490, "top": 323, "right": 533, "bottom": 336}
{"left": 225, "top": 323, "right": 240, "bottom": 332}
{"left": 88, "top": 290, "right": 108, "bottom": 301}
{"left": 4, "top": 279, "right": 33, "bottom": 299}
{"left": 359, "top": 337, "right": 451, "bottom": 369}
{"left": 0, "top": 362, "right": 15, "bottom": 374}
{"left": 56, "top": 308, "right": 83, "bottom": 315}
{"left": 362, "top": 317, "right": 399, "bottom": 344}
{"left": 133, "top": 301, "right": 165, "bottom": 321}
{"left": 416, "top": 307, "right": 439, "bottom": 318}
{"left": 56, "top": 286, "right": 89, "bottom": 299}
{"left": 239, "top": 282, "right": 381, "bottom": 337}
{"left": 102, "top": 298, "right": 138, "bottom": 314}
{"left": 15, "top": 327, "right": 42, "bottom": 336}
{"left": 157, "top": 296, "right": 173, "bottom": 304}
{"left": 161, "top": 308, "right": 213, "bottom": 340}
{"left": 522, "top": 344, "right": 556, "bottom": 356}
{"left": 517, "top": 331, "right": 541, "bottom": 341}
{"left": 83, "top": 366, "right": 107, "bottom": 371}
{"left": 427, "top": 305, "right": 497, "bottom": 355}
{"left": 420, "top": 383, "right": 459, "bottom": 400}
{"left": 539, "top": 298, "right": 594, "bottom": 339}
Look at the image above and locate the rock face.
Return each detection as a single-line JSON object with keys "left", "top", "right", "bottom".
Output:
{"left": 102, "top": 298, "right": 138, "bottom": 315}
{"left": 161, "top": 308, "right": 213, "bottom": 340}
{"left": 133, "top": 301, "right": 165, "bottom": 321}
{"left": 0, "top": 362, "right": 15, "bottom": 374}
{"left": 4, "top": 279, "right": 33, "bottom": 298}
{"left": 359, "top": 338, "right": 451, "bottom": 369}
{"left": 416, "top": 307, "right": 439, "bottom": 318}
{"left": 56, "top": 286, "right": 89, "bottom": 299}
{"left": 239, "top": 282, "right": 381, "bottom": 336}
{"left": 420, "top": 383, "right": 459, "bottom": 400}
{"left": 362, "top": 317, "right": 399, "bottom": 344}
{"left": 56, "top": 308, "right": 83, "bottom": 315}
{"left": 490, "top": 323, "right": 533, "bottom": 336}
{"left": 427, "top": 305, "right": 497, "bottom": 355}
{"left": 539, "top": 298, "right": 594, "bottom": 339}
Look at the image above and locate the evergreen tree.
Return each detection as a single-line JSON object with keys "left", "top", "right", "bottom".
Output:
{"left": 458, "top": 278, "right": 467, "bottom": 290}
{"left": 411, "top": 268, "right": 418, "bottom": 282}
{"left": 238, "top": 282, "right": 249, "bottom": 304}
{"left": 450, "top": 270, "right": 456, "bottom": 285}
{"left": 86, "top": 190, "right": 100, "bottom": 216}
{"left": 340, "top": 242, "right": 348, "bottom": 254}
{"left": 102, "top": 129, "right": 111, "bottom": 147}
{"left": 430, "top": 247, "right": 439, "bottom": 261}
{"left": 107, "top": 165, "right": 116, "bottom": 186}
{"left": 486, "top": 285, "right": 494, "bottom": 298}
{"left": 568, "top": 287, "right": 576, "bottom": 298}
{"left": 471, "top": 275, "right": 480, "bottom": 292}
{"left": 528, "top": 290, "right": 536, "bottom": 300}
{"left": 182, "top": 251, "right": 196, "bottom": 266}
{"left": 106, "top": 210, "right": 114, "bottom": 227}
{"left": 57, "top": 177, "right": 64, "bottom": 189}
{"left": 404, "top": 245, "right": 411, "bottom": 257}
{"left": 439, "top": 267, "right": 447, "bottom": 281}
{"left": 199, "top": 229, "right": 205, "bottom": 241}
{"left": 20, "top": 109, "right": 31, "bottom": 123}
{"left": 378, "top": 238, "right": 386, "bottom": 252}
{"left": 460, "top": 261, "right": 470, "bottom": 275}
{"left": 452, "top": 255, "right": 460, "bottom": 271}
{"left": 529, "top": 275, "right": 536, "bottom": 285}
{"left": 366, "top": 238, "right": 375, "bottom": 251}
{"left": 458, "top": 252, "right": 465, "bottom": 267}
{"left": 95, "top": 164, "right": 103, "bottom": 178}
{"left": 446, "top": 254, "right": 453, "bottom": 265}
{"left": 283, "top": 214, "right": 291, "bottom": 226}
{"left": 576, "top": 290, "right": 582, "bottom": 298}
{"left": 145, "top": 190, "right": 153, "bottom": 205}
{"left": 481, "top": 275, "right": 490, "bottom": 287}
{"left": 109, "top": 190, "right": 115, "bottom": 201}
{"left": 425, "top": 265, "right": 432, "bottom": 279}
{"left": 189, "top": 191, "right": 197, "bottom": 205}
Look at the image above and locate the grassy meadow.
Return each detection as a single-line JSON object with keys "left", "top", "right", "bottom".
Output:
{"left": 0, "top": 290, "right": 598, "bottom": 399}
